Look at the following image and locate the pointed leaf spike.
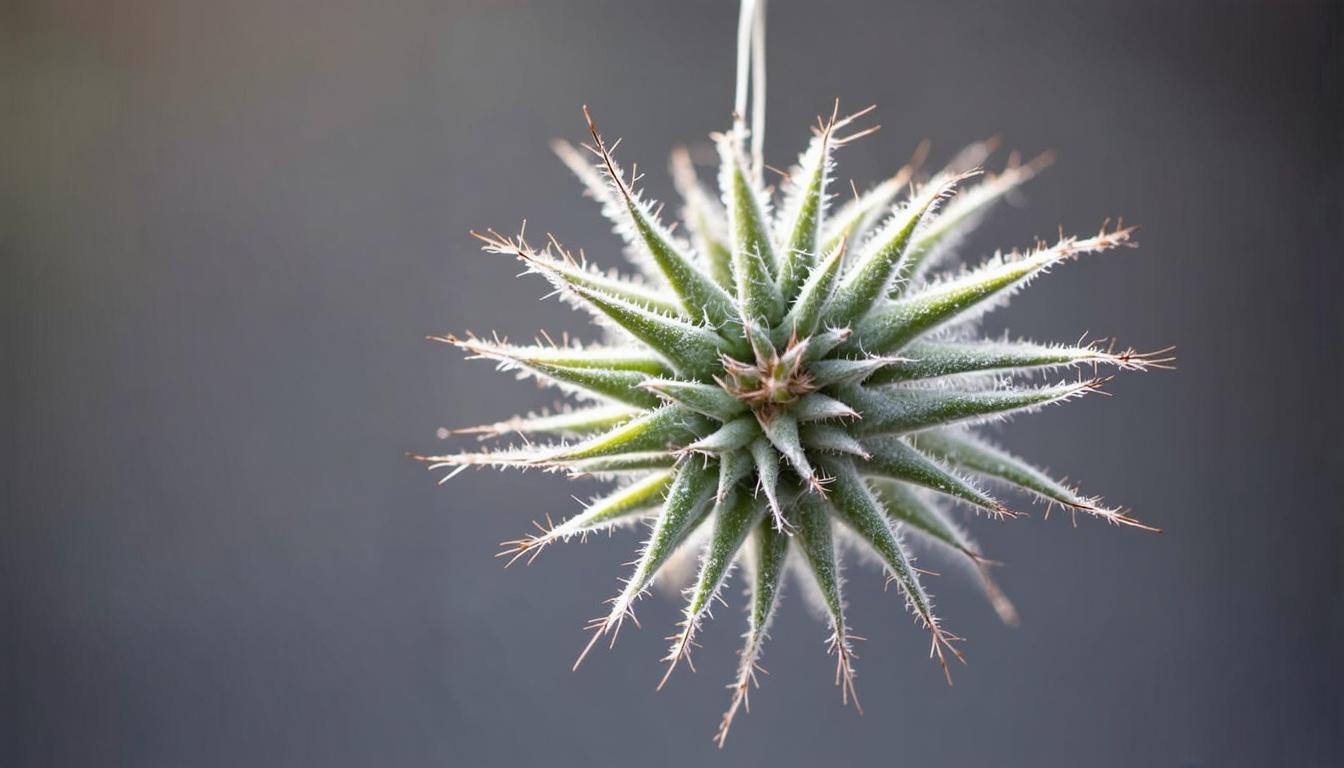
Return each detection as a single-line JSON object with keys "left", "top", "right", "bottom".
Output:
{"left": 582, "top": 107, "right": 739, "bottom": 327}
{"left": 551, "top": 139, "right": 667, "bottom": 285}
{"left": 800, "top": 423, "right": 871, "bottom": 459}
{"left": 868, "top": 338, "right": 1167, "bottom": 384}
{"left": 577, "top": 459, "right": 718, "bottom": 669}
{"left": 565, "top": 283, "right": 731, "bottom": 378}
{"left": 454, "top": 404, "right": 640, "bottom": 440}
{"left": 844, "top": 378, "right": 1109, "bottom": 437}
{"left": 507, "top": 362, "right": 662, "bottom": 408}
{"left": 719, "top": 133, "right": 785, "bottom": 325}
{"left": 442, "top": 334, "right": 671, "bottom": 375}
{"left": 473, "top": 228, "right": 684, "bottom": 317}
{"left": 824, "top": 171, "right": 975, "bottom": 327}
{"left": 563, "top": 451, "right": 679, "bottom": 477}
{"left": 640, "top": 378, "right": 748, "bottom": 421}
{"left": 871, "top": 478, "right": 1018, "bottom": 625}
{"left": 850, "top": 224, "right": 1135, "bottom": 355}
{"left": 777, "top": 103, "right": 872, "bottom": 301}
{"left": 715, "top": 518, "right": 789, "bottom": 748}
{"left": 748, "top": 437, "right": 787, "bottom": 530}
{"left": 793, "top": 393, "right": 860, "bottom": 423}
{"left": 670, "top": 146, "right": 734, "bottom": 290}
{"left": 822, "top": 140, "right": 927, "bottom": 254}
{"left": 819, "top": 456, "right": 963, "bottom": 682}
{"left": 807, "top": 354, "right": 899, "bottom": 388}
{"left": 794, "top": 489, "right": 862, "bottom": 713}
{"left": 914, "top": 430, "right": 1159, "bottom": 531}
{"left": 716, "top": 447, "right": 754, "bottom": 501}
{"left": 757, "top": 411, "right": 823, "bottom": 494}
{"left": 499, "top": 470, "right": 675, "bottom": 566}
{"left": 682, "top": 415, "right": 761, "bottom": 456}
{"left": 550, "top": 405, "right": 710, "bottom": 462}
{"left": 803, "top": 326, "right": 854, "bottom": 364}
{"left": 897, "top": 151, "right": 1056, "bottom": 291}
{"left": 659, "top": 491, "right": 766, "bottom": 689}
{"left": 859, "top": 435, "right": 1011, "bottom": 517}
{"left": 784, "top": 236, "right": 848, "bottom": 338}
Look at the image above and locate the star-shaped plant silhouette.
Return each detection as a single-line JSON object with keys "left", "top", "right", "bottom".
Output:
{"left": 414, "top": 0, "right": 1169, "bottom": 745}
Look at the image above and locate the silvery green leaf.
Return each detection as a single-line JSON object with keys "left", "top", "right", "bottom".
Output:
{"left": 793, "top": 487, "right": 861, "bottom": 711}
{"left": 715, "top": 517, "right": 789, "bottom": 747}
{"left": 868, "top": 338, "right": 1173, "bottom": 384}
{"left": 858, "top": 435, "right": 1010, "bottom": 516}
{"left": 823, "top": 171, "right": 972, "bottom": 326}
{"left": 660, "top": 490, "right": 766, "bottom": 688}
{"left": 719, "top": 134, "right": 785, "bottom": 325}
{"left": 848, "top": 226, "right": 1135, "bottom": 355}
{"left": 842, "top": 379, "right": 1106, "bottom": 436}
{"left": 870, "top": 478, "right": 1018, "bottom": 625}
{"left": 913, "top": 429, "right": 1158, "bottom": 530}
{"left": 451, "top": 404, "right": 640, "bottom": 440}
{"left": 498, "top": 470, "right": 675, "bottom": 566}
{"left": 670, "top": 145, "right": 734, "bottom": 290}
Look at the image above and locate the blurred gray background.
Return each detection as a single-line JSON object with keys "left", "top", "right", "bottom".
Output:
{"left": 3, "top": 1, "right": 1340, "bottom": 765}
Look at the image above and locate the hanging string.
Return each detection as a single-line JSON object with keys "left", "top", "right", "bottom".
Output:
{"left": 734, "top": 0, "right": 767, "bottom": 181}
{"left": 750, "top": 0, "right": 767, "bottom": 180}
{"left": 733, "top": 0, "right": 755, "bottom": 128}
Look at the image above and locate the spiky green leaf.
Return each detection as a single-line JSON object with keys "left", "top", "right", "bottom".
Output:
{"left": 824, "top": 172, "right": 971, "bottom": 326}
{"left": 579, "top": 110, "right": 739, "bottom": 327}
{"left": 911, "top": 429, "right": 1157, "bottom": 530}
{"left": 849, "top": 227, "right": 1134, "bottom": 355}
{"left": 818, "top": 456, "right": 958, "bottom": 676}
{"left": 452, "top": 404, "right": 640, "bottom": 439}
{"left": 588, "top": 459, "right": 719, "bottom": 649}
{"left": 499, "top": 470, "right": 676, "bottom": 566}
{"left": 897, "top": 154, "right": 1053, "bottom": 290}
{"left": 564, "top": 451, "right": 678, "bottom": 476}
{"left": 793, "top": 393, "right": 860, "bottom": 423}
{"left": 551, "top": 139, "right": 667, "bottom": 285}
{"left": 478, "top": 229, "right": 685, "bottom": 316}
{"left": 757, "top": 412, "right": 820, "bottom": 491}
{"left": 870, "top": 478, "right": 1018, "bottom": 624}
{"left": 566, "top": 283, "right": 733, "bottom": 378}
{"left": 868, "top": 339, "right": 1145, "bottom": 384}
{"left": 858, "top": 435, "right": 1008, "bottom": 516}
{"left": 640, "top": 378, "right": 748, "bottom": 421}
{"left": 748, "top": 437, "right": 785, "bottom": 528}
{"left": 793, "top": 487, "right": 861, "bottom": 709}
{"left": 551, "top": 405, "right": 710, "bottom": 461}
{"left": 776, "top": 105, "right": 872, "bottom": 300}
{"left": 782, "top": 238, "right": 847, "bottom": 339}
{"left": 842, "top": 379, "right": 1105, "bottom": 437}
{"left": 800, "top": 423, "right": 870, "bottom": 458}
{"left": 684, "top": 415, "right": 760, "bottom": 455}
{"left": 510, "top": 362, "right": 662, "bottom": 408}
{"left": 807, "top": 355, "right": 896, "bottom": 388}
{"left": 662, "top": 490, "right": 767, "bottom": 686}
{"left": 670, "top": 146, "right": 734, "bottom": 290}
{"left": 444, "top": 336, "right": 671, "bottom": 375}
{"left": 717, "top": 447, "right": 755, "bottom": 501}
{"left": 719, "top": 136, "right": 785, "bottom": 325}
{"left": 821, "top": 145, "right": 923, "bottom": 254}
{"left": 801, "top": 326, "right": 853, "bottom": 364}
{"left": 715, "top": 518, "right": 789, "bottom": 747}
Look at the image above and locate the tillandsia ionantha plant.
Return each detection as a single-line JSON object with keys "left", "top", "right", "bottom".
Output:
{"left": 414, "top": 0, "right": 1171, "bottom": 746}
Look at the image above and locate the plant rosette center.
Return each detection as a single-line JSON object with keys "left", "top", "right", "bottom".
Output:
{"left": 716, "top": 331, "right": 817, "bottom": 412}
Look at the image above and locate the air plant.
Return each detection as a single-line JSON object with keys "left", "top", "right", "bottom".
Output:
{"left": 414, "top": 0, "right": 1170, "bottom": 746}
